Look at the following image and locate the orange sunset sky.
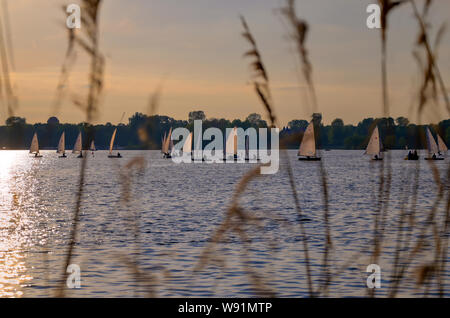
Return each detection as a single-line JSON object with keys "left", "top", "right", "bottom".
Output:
{"left": 3, "top": 0, "right": 450, "bottom": 126}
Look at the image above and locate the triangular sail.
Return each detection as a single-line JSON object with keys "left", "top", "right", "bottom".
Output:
{"left": 183, "top": 132, "right": 192, "bottom": 153}
{"left": 225, "top": 127, "right": 237, "bottom": 155}
{"left": 29, "top": 133, "right": 39, "bottom": 154}
{"left": 163, "top": 128, "right": 172, "bottom": 154}
{"left": 57, "top": 132, "right": 65, "bottom": 154}
{"left": 73, "top": 132, "right": 82, "bottom": 153}
{"left": 365, "top": 126, "right": 381, "bottom": 156}
{"left": 298, "top": 121, "right": 316, "bottom": 157}
{"left": 109, "top": 128, "right": 117, "bottom": 154}
{"left": 169, "top": 134, "right": 174, "bottom": 151}
{"left": 426, "top": 127, "right": 439, "bottom": 155}
{"left": 90, "top": 140, "right": 96, "bottom": 151}
{"left": 437, "top": 134, "right": 448, "bottom": 154}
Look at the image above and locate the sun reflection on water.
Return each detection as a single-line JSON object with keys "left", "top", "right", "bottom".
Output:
{"left": 0, "top": 151, "right": 33, "bottom": 297}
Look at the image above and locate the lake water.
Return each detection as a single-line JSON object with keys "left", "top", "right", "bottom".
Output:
{"left": 0, "top": 150, "right": 448, "bottom": 297}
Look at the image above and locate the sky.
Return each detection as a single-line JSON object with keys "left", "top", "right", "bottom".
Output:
{"left": 3, "top": 0, "right": 450, "bottom": 126}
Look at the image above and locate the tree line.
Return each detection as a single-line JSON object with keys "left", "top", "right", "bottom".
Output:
{"left": 0, "top": 111, "right": 448, "bottom": 150}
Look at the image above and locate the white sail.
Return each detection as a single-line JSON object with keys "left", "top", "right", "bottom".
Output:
{"left": 90, "top": 140, "right": 96, "bottom": 151}
{"left": 73, "top": 132, "right": 82, "bottom": 153}
{"left": 170, "top": 134, "right": 174, "bottom": 151}
{"left": 298, "top": 121, "right": 316, "bottom": 157}
{"left": 29, "top": 133, "right": 39, "bottom": 154}
{"left": 183, "top": 132, "right": 192, "bottom": 153}
{"left": 426, "top": 127, "right": 439, "bottom": 155}
{"left": 365, "top": 126, "right": 381, "bottom": 156}
{"left": 437, "top": 134, "right": 448, "bottom": 154}
{"left": 57, "top": 132, "right": 65, "bottom": 154}
{"left": 109, "top": 128, "right": 117, "bottom": 154}
{"left": 225, "top": 127, "right": 237, "bottom": 155}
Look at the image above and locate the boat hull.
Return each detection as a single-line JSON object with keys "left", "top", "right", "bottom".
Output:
{"left": 424, "top": 158, "right": 444, "bottom": 161}
{"left": 108, "top": 155, "right": 122, "bottom": 158}
{"left": 245, "top": 158, "right": 261, "bottom": 162}
{"left": 222, "top": 157, "right": 261, "bottom": 162}
{"left": 298, "top": 157, "right": 321, "bottom": 161}
{"left": 371, "top": 158, "right": 383, "bottom": 161}
{"left": 190, "top": 157, "right": 206, "bottom": 162}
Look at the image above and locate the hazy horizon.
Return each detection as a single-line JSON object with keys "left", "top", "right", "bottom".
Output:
{"left": 3, "top": 0, "right": 450, "bottom": 126}
{"left": 3, "top": 112, "right": 448, "bottom": 127}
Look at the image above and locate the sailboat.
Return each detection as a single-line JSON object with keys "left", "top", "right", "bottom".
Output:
{"left": 244, "top": 135, "right": 260, "bottom": 162}
{"left": 245, "top": 135, "right": 250, "bottom": 161}
{"left": 29, "top": 132, "right": 43, "bottom": 158}
{"left": 57, "top": 132, "right": 67, "bottom": 158}
{"left": 365, "top": 126, "right": 383, "bottom": 161}
{"left": 183, "top": 132, "right": 193, "bottom": 160}
{"left": 90, "top": 140, "right": 96, "bottom": 156}
{"left": 224, "top": 127, "right": 239, "bottom": 161}
{"left": 404, "top": 148, "right": 419, "bottom": 160}
{"left": 162, "top": 128, "right": 173, "bottom": 159}
{"left": 425, "top": 127, "right": 444, "bottom": 160}
{"left": 73, "top": 132, "right": 83, "bottom": 158}
{"left": 108, "top": 128, "right": 122, "bottom": 158}
{"left": 298, "top": 121, "right": 321, "bottom": 161}
{"left": 161, "top": 132, "right": 167, "bottom": 155}
{"left": 192, "top": 131, "right": 206, "bottom": 161}
{"left": 437, "top": 134, "right": 448, "bottom": 157}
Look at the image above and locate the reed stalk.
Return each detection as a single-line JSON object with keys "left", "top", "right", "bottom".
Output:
{"left": 241, "top": 14, "right": 315, "bottom": 297}
{"left": 56, "top": 0, "right": 104, "bottom": 297}
{"left": 0, "top": 2, "right": 17, "bottom": 117}
{"left": 280, "top": 0, "right": 332, "bottom": 296}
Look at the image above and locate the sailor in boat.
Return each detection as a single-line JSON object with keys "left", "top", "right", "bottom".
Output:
{"left": 424, "top": 127, "right": 445, "bottom": 160}
{"left": 405, "top": 149, "right": 419, "bottom": 160}
{"left": 161, "top": 128, "right": 173, "bottom": 159}
{"left": 297, "top": 121, "right": 321, "bottom": 161}
{"left": 406, "top": 151, "right": 412, "bottom": 160}
{"left": 365, "top": 125, "right": 383, "bottom": 161}
{"left": 30, "top": 132, "right": 43, "bottom": 157}
{"left": 107, "top": 128, "right": 122, "bottom": 158}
